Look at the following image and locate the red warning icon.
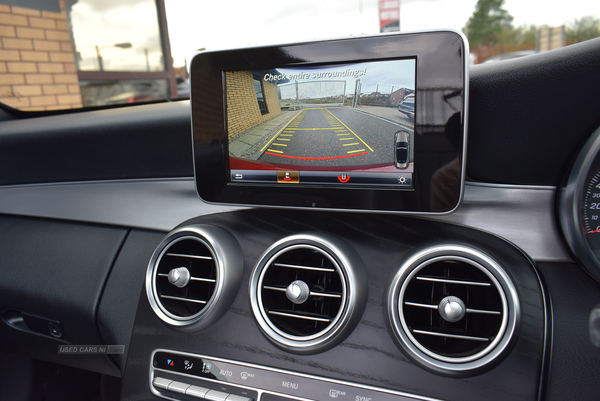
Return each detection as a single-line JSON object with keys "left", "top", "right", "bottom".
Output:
{"left": 338, "top": 174, "right": 350, "bottom": 183}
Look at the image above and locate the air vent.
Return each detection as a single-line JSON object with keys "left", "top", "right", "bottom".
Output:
{"left": 261, "top": 246, "right": 344, "bottom": 337}
{"left": 250, "top": 234, "right": 367, "bottom": 354}
{"left": 387, "top": 245, "right": 519, "bottom": 375}
{"left": 154, "top": 237, "right": 216, "bottom": 318}
{"left": 146, "top": 225, "right": 243, "bottom": 331}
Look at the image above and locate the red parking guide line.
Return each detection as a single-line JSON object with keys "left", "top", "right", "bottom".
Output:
{"left": 264, "top": 152, "right": 368, "bottom": 160}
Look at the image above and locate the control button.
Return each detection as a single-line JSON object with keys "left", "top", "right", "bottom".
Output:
{"left": 205, "top": 389, "right": 230, "bottom": 401}
{"left": 226, "top": 395, "right": 253, "bottom": 401}
{"left": 47, "top": 321, "right": 63, "bottom": 338}
{"left": 230, "top": 170, "right": 277, "bottom": 184}
{"left": 152, "top": 377, "right": 172, "bottom": 390}
{"left": 186, "top": 385, "right": 210, "bottom": 399}
{"left": 184, "top": 359, "right": 194, "bottom": 370}
{"left": 167, "top": 380, "right": 191, "bottom": 394}
{"left": 337, "top": 173, "right": 350, "bottom": 183}
{"left": 261, "top": 394, "right": 296, "bottom": 401}
{"left": 277, "top": 170, "right": 299, "bottom": 183}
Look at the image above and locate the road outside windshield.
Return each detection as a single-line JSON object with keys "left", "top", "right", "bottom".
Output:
{"left": 0, "top": 0, "right": 599, "bottom": 111}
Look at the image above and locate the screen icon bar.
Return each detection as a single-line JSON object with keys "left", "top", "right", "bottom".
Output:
{"left": 231, "top": 170, "right": 412, "bottom": 188}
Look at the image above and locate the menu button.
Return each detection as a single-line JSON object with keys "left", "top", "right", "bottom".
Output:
{"left": 281, "top": 381, "right": 299, "bottom": 390}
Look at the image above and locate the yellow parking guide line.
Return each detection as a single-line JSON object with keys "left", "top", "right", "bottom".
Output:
{"left": 285, "top": 127, "right": 339, "bottom": 131}
{"left": 260, "top": 110, "right": 302, "bottom": 152}
{"left": 340, "top": 137, "right": 355, "bottom": 140}
{"left": 267, "top": 149, "right": 284, "bottom": 153}
{"left": 324, "top": 109, "right": 374, "bottom": 152}
{"left": 348, "top": 149, "right": 366, "bottom": 153}
{"left": 278, "top": 138, "right": 290, "bottom": 141}
{"left": 337, "top": 133, "right": 351, "bottom": 136}
{"left": 343, "top": 143, "right": 359, "bottom": 146}
{"left": 272, "top": 143, "right": 287, "bottom": 146}
{"left": 281, "top": 134, "right": 293, "bottom": 136}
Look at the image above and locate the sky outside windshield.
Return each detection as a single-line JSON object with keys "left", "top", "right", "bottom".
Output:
{"left": 165, "top": 0, "right": 600, "bottom": 65}
{"left": 1, "top": 0, "right": 598, "bottom": 111}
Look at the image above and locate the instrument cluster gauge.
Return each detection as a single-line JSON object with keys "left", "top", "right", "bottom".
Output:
{"left": 559, "top": 125, "right": 600, "bottom": 283}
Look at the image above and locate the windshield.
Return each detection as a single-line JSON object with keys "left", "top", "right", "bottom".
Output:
{"left": 0, "top": 0, "right": 599, "bottom": 111}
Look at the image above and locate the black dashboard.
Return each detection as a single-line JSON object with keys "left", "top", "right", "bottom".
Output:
{"left": 0, "top": 37, "right": 600, "bottom": 401}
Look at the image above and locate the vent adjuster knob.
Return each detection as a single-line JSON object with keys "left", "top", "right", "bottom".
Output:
{"left": 438, "top": 296, "right": 466, "bottom": 323}
{"left": 168, "top": 267, "right": 191, "bottom": 288}
{"left": 286, "top": 280, "right": 310, "bottom": 304}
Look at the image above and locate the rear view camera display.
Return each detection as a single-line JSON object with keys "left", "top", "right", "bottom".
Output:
{"left": 226, "top": 59, "right": 416, "bottom": 189}
{"left": 192, "top": 31, "right": 468, "bottom": 213}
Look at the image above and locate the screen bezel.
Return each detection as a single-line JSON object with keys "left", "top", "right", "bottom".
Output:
{"left": 191, "top": 30, "right": 468, "bottom": 214}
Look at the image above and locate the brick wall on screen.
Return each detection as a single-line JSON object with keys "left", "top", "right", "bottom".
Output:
{"left": 0, "top": 1, "right": 82, "bottom": 111}
{"left": 225, "top": 71, "right": 281, "bottom": 138}
{"left": 263, "top": 79, "right": 281, "bottom": 119}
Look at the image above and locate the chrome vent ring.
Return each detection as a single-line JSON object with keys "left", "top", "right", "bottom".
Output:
{"left": 258, "top": 244, "right": 347, "bottom": 341}
{"left": 250, "top": 234, "right": 367, "bottom": 354}
{"left": 387, "top": 245, "right": 519, "bottom": 375}
{"left": 146, "top": 225, "right": 243, "bottom": 332}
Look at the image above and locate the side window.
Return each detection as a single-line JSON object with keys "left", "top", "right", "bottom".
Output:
{"left": 253, "top": 77, "right": 267, "bottom": 115}
{"left": 0, "top": 0, "right": 180, "bottom": 111}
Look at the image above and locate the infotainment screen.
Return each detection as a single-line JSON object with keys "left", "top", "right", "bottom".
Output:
{"left": 191, "top": 31, "right": 468, "bottom": 213}
{"left": 227, "top": 59, "right": 416, "bottom": 189}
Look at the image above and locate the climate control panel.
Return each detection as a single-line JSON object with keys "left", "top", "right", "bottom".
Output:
{"left": 150, "top": 350, "right": 439, "bottom": 401}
